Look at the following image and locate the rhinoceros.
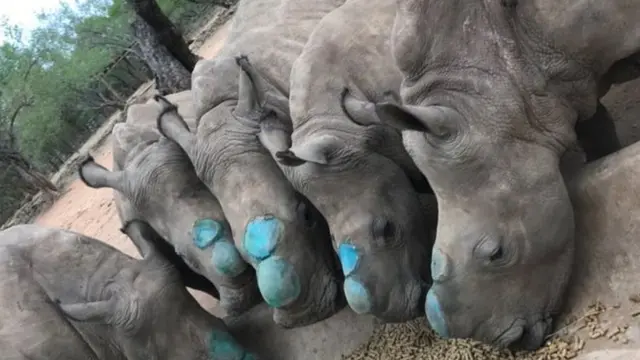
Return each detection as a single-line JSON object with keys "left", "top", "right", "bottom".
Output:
{"left": 157, "top": 0, "right": 346, "bottom": 327}
{"left": 249, "top": 0, "right": 437, "bottom": 322}
{"left": 0, "top": 222, "right": 256, "bottom": 360}
{"left": 78, "top": 92, "right": 261, "bottom": 316}
{"left": 356, "top": 0, "right": 640, "bottom": 350}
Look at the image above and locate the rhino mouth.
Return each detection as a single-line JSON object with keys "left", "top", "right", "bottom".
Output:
{"left": 377, "top": 280, "right": 427, "bottom": 323}
{"left": 272, "top": 266, "right": 344, "bottom": 328}
{"left": 492, "top": 315, "right": 552, "bottom": 351}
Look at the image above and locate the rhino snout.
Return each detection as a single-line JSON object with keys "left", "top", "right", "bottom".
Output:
{"left": 243, "top": 216, "right": 301, "bottom": 308}
{"left": 425, "top": 288, "right": 449, "bottom": 338}
{"left": 425, "top": 284, "right": 553, "bottom": 350}
{"left": 193, "top": 219, "right": 248, "bottom": 277}
{"left": 338, "top": 243, "right": 426, "bottom": 321}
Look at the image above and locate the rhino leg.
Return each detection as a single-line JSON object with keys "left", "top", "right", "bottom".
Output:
{"left": 575, "top": 101, "right": 622, "bottom": 162}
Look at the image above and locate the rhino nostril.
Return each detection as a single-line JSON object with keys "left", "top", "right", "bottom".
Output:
{"left": 343, "top": 277, "right": 372, "bottom": 314}
{"left": 211, "top": 239, "right": 248, "bottom": 277}
{"left": 193, "top": 218, "right": 225, "bottom": 249}
{"left": 256, "top": 256, "right": 301, "bottom": 308}
{"left": 430, "top": 248, "right": 451, "bottom": 283}
{"left": 244, "top": 216, "right": 283, "bottom": 261}
{"left": 425, "top": 289, "right": 449, "bottom": 338}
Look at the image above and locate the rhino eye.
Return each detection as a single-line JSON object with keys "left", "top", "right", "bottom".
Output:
{"left": 372, "top": 218, "right": 395, "bottom": 242}
{"left": 489, "top": 246, "right": 504, "bottom": 262}
{"left": 473, "top": 236, "right": 506, "bottom": 264}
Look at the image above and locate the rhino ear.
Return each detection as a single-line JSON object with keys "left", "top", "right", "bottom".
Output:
{"left": 120, "top": 219, "right": 160, "bottom": 261}
{"left": 235, "top": 55, "right": 290, "bottom": 119}
{"left": 275, "top": 135, "right": 340, "bottom": 167}
{"left": 155, "top": 95, "right": 195, "bottom": 157}
{"left": 78, "top": 156, "right": 125, "bottom": 193}
{"left": 59, "top": 298, "right": 116, "bottom": 323}
{"left": 120, "top": 219, "right": 221, "bottom": 298}
{"left": 235, "top": 55, "right": 265, "bottom": 117}
{"left": 374, "top": 102, "right": 456, "bottom": 133}
{"left": 258, "top": 116, "right": 292, "bottom": 159}
{"left": 340, "top": 87, "right": 400, "bottom": 127}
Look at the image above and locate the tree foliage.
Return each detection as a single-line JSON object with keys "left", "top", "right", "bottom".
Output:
{"left": 0, "top": 0, "right": 230, "bottom": 223}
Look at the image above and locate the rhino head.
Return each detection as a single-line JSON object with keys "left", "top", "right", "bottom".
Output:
{"left": 359, "top": 0, "right": 577, "bottom": 349}
{"left": 267, "top": 87, "right": 438, "bottom": 322}
{"left": 156, "top": 56, "right": 343, "bottom": 327}
{"left": 78, "top": 122, "right": 260, "bottom": 316}
{"left": 59, "top": 220, "right": 257, "bottom": 360}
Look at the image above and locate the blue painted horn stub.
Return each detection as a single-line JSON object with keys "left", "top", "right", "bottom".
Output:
{"left": 425, "top": 289, "right": 449, "bottom": 338}
{"left": 193, "top": 219, "right": 224, "bottom": 249}
{"left": 343, "top": 277, "right": 372, "bottom": 314}
{"left": 256, "top": 256, "right": 301, "bottom": 308}
{"left": 430, "top": 248, "right": 450, "bottom": 283}
{"left": 338, "top": 242, "right": 359, "bottom": 277}
{"left": 244, "top": 216, "right": 282, "bottom": 261}
{"left": 207, "top": 329, "right": 255, "bottom": 360}
{"left": 211, "top": 240, "right": 248, "bottom": 277}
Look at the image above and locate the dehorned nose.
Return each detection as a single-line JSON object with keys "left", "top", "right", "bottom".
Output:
{"left": 343, "top": 277, "right": 372, "bottom": 314}
{"left": 193, "top": 219, "right": 225, "bottom": 249}
{"left": 256, "top": 256, "right": 301, "bottom": 308}
{"left": 338, "top": 242, "right": 359, "bottom": 276}
{"left": 430, "top": 248, "right": 452, "bottom": 283}
{"left": 425, "top": 289, "right": 449, "bottom": 338}
{"left": 244, "top": 216, "right": 283, "bottom": 261}
{"left": 211, "top": 240, "right": 248, "bottom": 277}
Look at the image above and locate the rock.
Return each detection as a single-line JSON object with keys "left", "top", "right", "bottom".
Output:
{"left": 564, "top": 139, "right": 640, "bottom": 352}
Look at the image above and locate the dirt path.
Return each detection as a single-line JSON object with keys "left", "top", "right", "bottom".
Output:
{"left": 34, "top": 22, "right": 232, "bottom": 313}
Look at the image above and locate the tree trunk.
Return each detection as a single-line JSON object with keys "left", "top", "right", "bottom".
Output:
{"left": 125, "top": 0, "right": 199, "bottom": 72}
{"left": 2, "top": 153, "right": 59, "bottom": 194}
{"left": 98, "top": 75, "right": 127, "bottom": 104}
{"left": 130, "top": 15, "right": 192, "bottom": 95}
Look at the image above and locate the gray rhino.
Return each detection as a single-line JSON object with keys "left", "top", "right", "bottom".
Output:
{"left": 0, "top": 222, "right": 256, "bottom": 360}
{"left": 357, "top": 0, "right": 640, "bottom": 350}
{"left": 258, "top": 0, "right": 437, "bottom": 322}
{"left": 78, "top": 92, "right": 261, "bottom": 316}
{"left": 157, "top": 0, "right": 346, "bottom": 327}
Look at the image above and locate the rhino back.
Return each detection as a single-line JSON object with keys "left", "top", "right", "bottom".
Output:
{"left": 0, "top": 225, "right": 133, "bottom": 302}
{"left": 0, "top": 225, "right": 134, "bottom": 359}
{"left": 193, "top": 0, "right": 346, "bottom": 116}
{"left": 223, "top": 0, "right": 347, "bottom": 86}
{"left": 0, "top": 273, "right": 102, "bottom": 360}
{"left": 289, "top": 0, "right": 401, "bottom": 129}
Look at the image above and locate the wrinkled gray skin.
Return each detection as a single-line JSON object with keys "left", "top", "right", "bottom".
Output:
{"left": 157, "top": 0, "right": 346, "bottom": 328}
{"left": 265, "top": 0, "right": 437, "bottom": 322}
{"left": 78, "top": 93, "right": 261, "bottom": 316}
{"left": 0, "top": 223, "right": 255, "bottom": 360}
{"left": 364, "top": 0, "right": 640, "bottom": 350}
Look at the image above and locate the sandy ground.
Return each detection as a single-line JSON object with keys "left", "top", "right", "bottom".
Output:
{"left": 34, "top": 21, "right": 232, "bottom": 314}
